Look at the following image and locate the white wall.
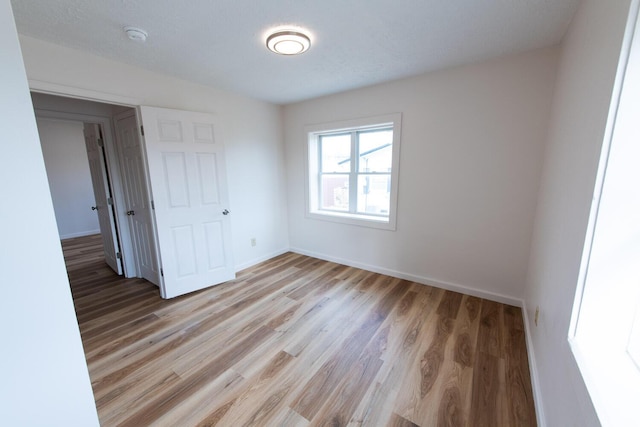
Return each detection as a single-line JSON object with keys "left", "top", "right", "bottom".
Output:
{"left": 36, "top": 117, "right": 100, "bottom": 239}
{"left": 19, "top": 35, "right": 290, "bottom": 271}
{"left": 0, "top": 0, "right": 99, "bottom": 424}
{"left": 524, "top": 0, "right": 633, "bottom": 425}
{"left": 284, "top": 47, "right": 559, "bottom": 304}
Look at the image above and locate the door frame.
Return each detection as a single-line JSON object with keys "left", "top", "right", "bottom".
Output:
{"left": 34, "top": 108, "right": 137, "bottom": 277}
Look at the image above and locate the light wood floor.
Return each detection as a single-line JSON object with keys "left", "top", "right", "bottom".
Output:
{"left": 63, "top": 234, "right": 536, "bottom": 426}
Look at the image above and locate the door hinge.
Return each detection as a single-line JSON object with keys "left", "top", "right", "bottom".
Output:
{"left": 160, "top": 268, "right": 164, "bottom": 277}
{"left": 116, "top": 252, "right": 122, "bottom": 259}
{"left": 151, "top": 200, "right": 155, "bottom": 210}
{"left": 96, "top": 138, "right": 104, "bottom": 147}
{"left": 107, "top": 197, "right": 113, "bottom": 206}
{"left": 140, "top": 125, "right": 145, "bottom": 136}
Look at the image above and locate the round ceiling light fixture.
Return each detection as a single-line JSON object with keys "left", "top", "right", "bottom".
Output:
{"left": 124, "top": 26, "right": 148, "bottom": 42}
{"left": 266, "top": 29, "right": 311, "bottom": 55}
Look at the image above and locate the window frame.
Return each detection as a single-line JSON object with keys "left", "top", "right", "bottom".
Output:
{"left": 304, "top": 113, "right": 401, "bottom": 230}
{"left": 568, "top": 2, "right": 640, "bottom": 425}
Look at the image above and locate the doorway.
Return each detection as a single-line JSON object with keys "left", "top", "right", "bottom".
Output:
{"left": 33, "top": 92, "right": 160, "bottom": 286}
{"left": 34, "top": 93, "right": 236, "bottom": 300}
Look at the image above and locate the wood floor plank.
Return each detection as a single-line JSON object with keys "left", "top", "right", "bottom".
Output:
{"left": 469, "top": 351, "right": 502, "bottom": 427}
{"left": 503, "top": 305, "right": 537, "bottom": 426}
{"left": 61, "top": 235, "right": 537, "bottom": 426}
{"left": 393, "top": 289, "right": 447, "bottom": 422}
{"left": 307, "top": 325, "right": 387, "bottom": 426}
{"left": 119, "top": 325, "right": 276, "bottom": 426}
{"left": 387, "top": 413, "right": 420, "bottom": 427}
{"left": 206, "top": 351, "right": 296, "bottom": 425}
{"left": 477, "top": 299, "right": 504, "bottom": 358}
{"left": 404, "top": 293, "right": 476, "bottom": 425}
{"left": 348, "top": 284, "right": 439, "bottom": 426}
{"left": 447, "top": 295, "right": 482, "bottom": 427}
{"left": 291, "top": 278, "right": 409, "bottom": 420}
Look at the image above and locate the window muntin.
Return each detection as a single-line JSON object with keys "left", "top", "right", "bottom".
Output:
{"left": 306, "top": 114, "right": 401, "bottom": 230}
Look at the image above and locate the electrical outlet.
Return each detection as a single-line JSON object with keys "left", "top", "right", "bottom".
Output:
{"left": 251, "top": 238, "right": 257, "bottom": 247}
{"left": 534, "top": 306, "right": 540, "bottom": 326}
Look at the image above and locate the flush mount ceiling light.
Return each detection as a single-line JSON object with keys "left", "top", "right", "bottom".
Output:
{"left": 266, "top": 29, "right": 311, "bottom": 55}
{"left": 124, "top": 26, "right": 148, "bottom": 42}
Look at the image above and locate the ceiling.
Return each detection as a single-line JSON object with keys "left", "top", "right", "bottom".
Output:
{"left": 11, "top": 0, "right": 580, "bottom": 105}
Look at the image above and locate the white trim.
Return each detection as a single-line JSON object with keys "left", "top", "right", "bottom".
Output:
{"left": 569, "top": 0, "right": 640, "bottom": 339}
{"left": 305, "top": 210, "right": 394, "bottom": 229}
{"left": 29, "top": 79, "right": 140, "bottom": 106}
{"left": 522, "top": 300, "right": 547, "bottom": 427}
{"left": 567, "top": 2, "right": 640, "bottom": 425}
{"left": 289, "top": 246, "right": 521, "bottom": 306}
{"left": 234, "top": 247, "right": 290, "bottom": 272}
{"left": 60, "top": 229, "right": 101, "bottom": 240}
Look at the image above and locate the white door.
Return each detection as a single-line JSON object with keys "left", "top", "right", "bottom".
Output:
{"left": 83, "top": 123, "right": 123, "bottom": 275}
{"left": 139, "top": 106, "right": 235, "bottom": 299}
{"left": 114, "top": 111, "right": 161, "bottom": 286}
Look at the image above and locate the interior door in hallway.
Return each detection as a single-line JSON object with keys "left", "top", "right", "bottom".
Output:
{"left": 83, "top": 123, "right": 122, "bottom": 275}
{"left": 114, "top": 110, "right": 161, "bottom": 286}
{"left": 139, "top": 106, "right": 235, "bottom": 299}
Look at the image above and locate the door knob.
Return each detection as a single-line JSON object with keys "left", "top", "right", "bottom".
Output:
{"left": 127, "top": 210, "right": 135, "bottom": 216}
{"left": 91, "top": 206, "right": 97, "bottom": 211}
{"left": 222, "top": 209, "right": 230, "bottom": 215}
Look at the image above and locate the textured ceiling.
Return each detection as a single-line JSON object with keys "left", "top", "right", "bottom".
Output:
{"left": 10, "top": 0, "right": 580, "bottom": 105}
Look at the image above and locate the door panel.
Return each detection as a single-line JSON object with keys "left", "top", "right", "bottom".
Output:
{"left": 204, "top": 221, "right": 226, "bottom": 268}
{"left": 83, "top": 123, "right": 123, "bottom": 275}
{"left": 140, "top": 106, "right": 234, "bottom": 299}
{"left": 197, "top": 153, "right": 220, "bottom": 204}
{"left": 114, "top": 111, "right": 161, "bottom": 286}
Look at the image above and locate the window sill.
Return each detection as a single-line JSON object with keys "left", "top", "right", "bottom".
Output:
{"left": 307, "top": 210, "right": 396, "bottom": 230}
{"left": 570, "top": 337, "right": 640, "bottom": 426}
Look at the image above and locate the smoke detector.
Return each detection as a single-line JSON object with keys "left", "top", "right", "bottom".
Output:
{"left": 124, "top": 26, "right": 148, "bottom": 42}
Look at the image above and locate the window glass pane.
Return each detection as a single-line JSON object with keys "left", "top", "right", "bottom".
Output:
{"left": 321, "top": 174, "right": 349, "bottom": 211}
{"left": 358, "top": 130, "right": 392, "bottom": 172}
{"left": 321, "top": 134, "right": 351, "bottom": 172}
{"left": 357, "top": 174, "right": 390, "bottom": 215}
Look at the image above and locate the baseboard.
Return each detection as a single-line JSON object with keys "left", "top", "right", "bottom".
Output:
{"left": 289, "top": 246, "right": 522, "bottom": 307}
{"left": 521, "top": 300, "right": 547, "bottom": 427}
{"left": 60, "top": 229, "right": 101, "bottom": 240}
{"left": 234, "top": 247, "right": 290, "bottom": 272}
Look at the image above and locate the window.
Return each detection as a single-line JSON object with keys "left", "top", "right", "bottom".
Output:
{"left": 569, "top": 5, "right": 640, "bottom": 425}
{"left": 305, "top": 114, "right": 401, "bottom": 230}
